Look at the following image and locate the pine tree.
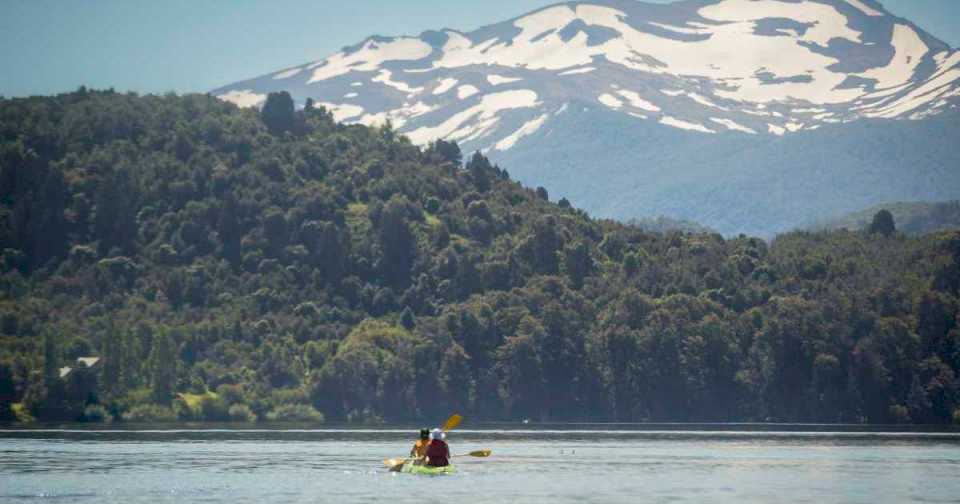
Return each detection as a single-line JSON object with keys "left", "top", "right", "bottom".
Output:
{"left": 378, "top": 196, "right": 418, "bottom": 286}
{"left": 400, "top": 307, "right": 416, "bottom": 330}
{"left": 100, "top": 322, "right": 121, "bottom": 397}
{"left": 43, "top": 330, "right": 59, "bottom": 388}
{"left": 868, "top": 209, "right": 896, "bottom": 237}
{"left": 561, "top": 240, "right": 594, "bottom": 289}
{"left": 150, "top": 330, "right": 177, "bottom": 405}
{"left": 466, "top": 152, "right": 492, "bottom": 192}
{"left": 260, "top": 91, "right": 296, "bottom": 135}
{"left": 0, "top": 361, "right": 16, "bottom": 421}
{"left": 906, "top": 374, "right": 931, "bottom": 423}
{"left": 121, "top": 327, "right": 142, "bottom": 390}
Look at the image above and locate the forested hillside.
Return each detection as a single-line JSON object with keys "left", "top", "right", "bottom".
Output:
{"left": 1, "top": 90, "right": 959, "bottom": 425}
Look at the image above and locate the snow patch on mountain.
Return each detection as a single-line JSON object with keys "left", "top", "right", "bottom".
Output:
{"left": 495, "top": 114, "right": 549, "bottom": 151}
{"left": 687, "top": 93, "right": 728, "bottom": 111}
{"left": 217, "top": 90, "right": 266, "bottom": 108}
{"left": 273, "top": 67, "right": 303, "bottom": 80}
{"left": 559, "top": 67, "right": 596, "bottom": 75}
{"left": 598, "top": 93, "right": 623, "bottom": 109}
{"left": 358, "top": 101, "right": 435, "bottom": 129}
{"left": 858, "top": 24, "right": 928, "bottom": 92}
{"left": 710, "top": 117, "right": 757, "bottom": 134}
{"left": 307, "top": 38, "right": 432, "bottom": 83}
{"left": 433, "top": 78, "right": 459, "bottom": 95}
{"left": 844, "top": 0, "right": 883, "bottom": 17}
{"left": 699, "top": 0, "right": 862, "bottom": 47}
{"left": 647, "top": 21, "right": 705, "bottom": 35}
{"left": 432, "top": 6, "right": 598, "bottom": 71}
{"left": 457, "top": 85, "right": 479, "bottom": 99}
{"left": 488, "top": 74, "right": 522, "bottom": 85}
{"left": 660, "top": 116, "right": 715, "bottom": 133}
{"left": 405, "top": 90, "right": 540, "bottom": 145}
{"left": 617, "top": 90, "right": 660, "bottom": 112}
{"left": 866, "top": 68, "right": 960, "bottom": 118}
{"left": 318, "top": 102, "right": 365, "bottom": 122}
{"left": 373, "top": 69, "right": 424, "bottom": 94}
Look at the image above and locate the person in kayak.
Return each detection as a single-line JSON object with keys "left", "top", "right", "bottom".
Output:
{"left": 410, "top": 428, "right": 430, "bottom": 463}
{"left": 425, "top": 428, "right": 450, "bottom": 467}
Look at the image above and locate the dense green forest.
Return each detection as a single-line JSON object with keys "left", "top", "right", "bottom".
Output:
{"left": 1, "top": 89, "right": 958, "bottom": 425}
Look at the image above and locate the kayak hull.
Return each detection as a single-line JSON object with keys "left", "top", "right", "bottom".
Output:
{"left": 399, "top": 463, "right": 456, "bottom": 475}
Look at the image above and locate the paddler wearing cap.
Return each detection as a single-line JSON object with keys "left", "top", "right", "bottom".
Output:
{"left": 409, "top": 428, "right": 430, "bottom": 464}
{"left": 425, "top": 428, "right": 451, "bottom": 467}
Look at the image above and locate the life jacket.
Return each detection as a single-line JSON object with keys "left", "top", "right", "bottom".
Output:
{"left": 412, "top": 439, "right": 429, "bottom": 458}
{"left": 425, "top": 439, "right": 450, "bottom": 467}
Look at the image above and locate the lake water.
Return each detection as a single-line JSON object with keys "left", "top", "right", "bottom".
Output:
{"left": 2, "top": 426, "right": 959, "bottom": 503}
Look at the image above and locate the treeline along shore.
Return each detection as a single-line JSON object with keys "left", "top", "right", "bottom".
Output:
{"left": 0, "top": 89, "right": 958, "bottom": 425}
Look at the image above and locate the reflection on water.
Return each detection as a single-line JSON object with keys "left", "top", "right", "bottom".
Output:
{"left": 1, "top": 427, "right": 959, "bottom": 504}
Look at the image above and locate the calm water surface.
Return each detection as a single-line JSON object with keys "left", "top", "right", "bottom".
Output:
{"left": 1, "top": 427, "right": 959, "bottom": 503}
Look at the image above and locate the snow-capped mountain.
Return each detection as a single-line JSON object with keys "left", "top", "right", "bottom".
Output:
{"left": 213, "top": 0, "right": 960, "bottom": 236}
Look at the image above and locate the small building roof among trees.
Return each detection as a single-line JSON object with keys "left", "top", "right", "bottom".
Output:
{"left": 58, "top": 357, "right": 102, "bottom": 379}
{"left": 76, "top": 357, "right": 100, "bottom": 368}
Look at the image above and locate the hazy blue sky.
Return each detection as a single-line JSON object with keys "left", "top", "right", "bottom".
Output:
{"left": 1, "top": 0, "right": 957, "bottom": 97}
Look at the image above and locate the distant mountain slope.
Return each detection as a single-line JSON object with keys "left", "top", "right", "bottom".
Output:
{"left": 493, "top": 105, "right": 960, "bottom": 237}
{"left": 811, "top": 200, "right": 960, "bottom": 235}
{"left": 213, "top": 0, "right": 960, "bottom": 236}
{"left": 626, "top": 215, "right": 717, "bottom": 235}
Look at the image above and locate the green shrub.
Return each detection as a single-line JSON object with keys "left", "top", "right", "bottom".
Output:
{"left": 266, "top": 404, "right": 324, "bottom": 423}
{"left": 82, "top": 404, "right": 113, "bottom": 423}
{"left": 270, "top": 388, "right": 308, "bottom": 406}
{"left": 197, "top": 394, "right": 230, "bottom": 421}
{"left": 889, "top": 404, "right": 911, "bottom": 424}
{"left": 228, "top": 404, "right": 257, "bottom": 423}
{"left": 173, "top": 396, "right": 195, "bottom": 420}
{"left": 122, "top": 404, "right": 176, "bottom": 423}
{"left": 424, "top": 197, "right": 441, "bottom": 214}
{"left": 187, "top": 375, "right": 207, "bottom": 394}
{"left": 12, "top": 403, "right": 35, "bottom": 423}
{"left": 114, "top": 388, "right": 154, "bottom": 413}
{"left": 347, "top": 407, "right": 384, "bottom": 425}
{"left": 216, "top": 384, "right": 247, "bottom": 406}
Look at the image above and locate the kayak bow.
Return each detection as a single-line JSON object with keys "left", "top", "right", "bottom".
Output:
{"left": 398, "top": 462, "right": 456, "bottom": 475}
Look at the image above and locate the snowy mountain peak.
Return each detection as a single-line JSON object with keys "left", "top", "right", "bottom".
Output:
{"left": 214, "top": 0, "right": 960, "bottom": 150}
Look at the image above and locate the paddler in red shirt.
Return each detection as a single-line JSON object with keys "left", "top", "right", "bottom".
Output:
{"left": 425, "top": 428, "right": 450, "bottom": 467}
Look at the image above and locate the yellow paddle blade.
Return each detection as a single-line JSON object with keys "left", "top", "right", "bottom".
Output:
{"left": 442, "top": 413, "right": 463, "bottom": 432}
{"left": 383, "top": 457, "right": 407, "bottom": 467}
{"left": 469, "top": 450, "right": 492, "bottom": 457}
